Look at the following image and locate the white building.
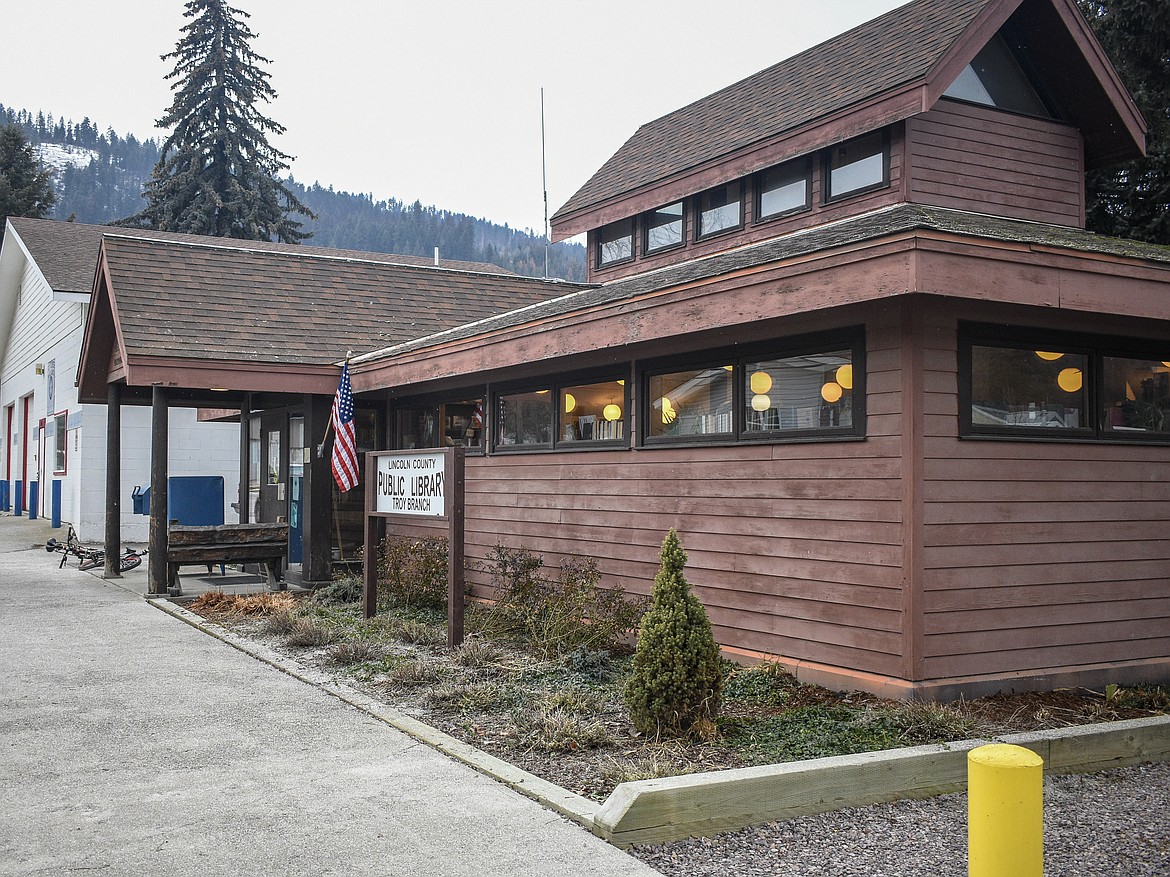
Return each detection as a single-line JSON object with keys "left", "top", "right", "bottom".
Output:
{"left": 0, "top": 218, "right": 240, "bottom": 540}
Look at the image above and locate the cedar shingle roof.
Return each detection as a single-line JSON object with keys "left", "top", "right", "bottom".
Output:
{"left": 6, "top": 216, "right": 517, "bottom": 296}
{"left": 99, "top": 234, "right": 586, "bottom": 366}
{"left": 553, "top": 0, "right": 993, "bottom": 224}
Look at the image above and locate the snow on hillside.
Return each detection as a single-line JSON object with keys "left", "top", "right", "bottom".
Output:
{"left": 35, "top": 142, "right": 98, "bottom": 174}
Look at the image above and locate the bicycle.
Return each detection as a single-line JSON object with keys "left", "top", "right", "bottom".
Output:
{"left": 46, "top": 526, "right": 146, "bottom": 573}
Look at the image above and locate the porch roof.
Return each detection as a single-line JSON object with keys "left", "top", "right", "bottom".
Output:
{"left": 76, "top": 233, "right": 589, "bottom": 402}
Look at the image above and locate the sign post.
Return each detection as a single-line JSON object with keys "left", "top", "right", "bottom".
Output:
{"left": 364, "top": 447, "right": 466, "bottom": 646}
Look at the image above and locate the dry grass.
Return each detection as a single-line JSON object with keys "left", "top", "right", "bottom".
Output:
{"left": 188, "top": 591, "right": 299, "bottom": 617}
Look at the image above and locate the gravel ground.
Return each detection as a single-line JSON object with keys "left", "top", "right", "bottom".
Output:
{"left": 630, "top": 761, "right": 1170, "bottom": 877}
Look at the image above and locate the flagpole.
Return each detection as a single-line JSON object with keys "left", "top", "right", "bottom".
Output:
{"left": 316, "top": 350, "right": 353, "bottom": 458}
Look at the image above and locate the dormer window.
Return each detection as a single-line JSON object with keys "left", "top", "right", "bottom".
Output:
{"left": 944, "top": 33, "right": 1052, "bottom": 119}
{"left": 756, "top": 158, "right": 811, "bottom": 221}
{"left": 645, "top": 202, "right": 684, "bottom": 254}
{"left": 697, "top": 181, "right": 743, "bottom": 239}
{"left": 597, "top": 218, "right": 634, "bottom": 267}
{"left": 825, "top": 131, "right": 889, "bottom": 202}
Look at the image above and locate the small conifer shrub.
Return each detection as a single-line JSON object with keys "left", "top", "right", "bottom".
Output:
{"left": 623, "top": 529, "right": 723, "bottom": 738}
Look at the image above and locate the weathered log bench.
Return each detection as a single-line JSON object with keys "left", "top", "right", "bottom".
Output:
{"left": 167, "top": 523, "right": 289, "bottom": 597}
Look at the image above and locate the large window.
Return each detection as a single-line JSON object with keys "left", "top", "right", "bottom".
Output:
{"left": 744, "top": 351, "right": 854, "bottom": 433}
{"left": 1102, "top": 357, "right": 1170, "bottom": 437}
{"left": 645, "top": 201, "right": 684, "bottom": 253}
{"left": 961, "top": 325, "right": 1170, "bottom": 443}
{"left": 560, "top": 379, "right": 626, "bottom": 443}
{"left": 644, "top": 329, "right": 865, "bottom": 445}
{"left": 497, "top": 389, "right": 555, "bottom": 448}
{"left": 696, "top": 181, "right": 743, "bottom": 239}
{"left": 756, "top": 158, "right": 810, "bottom": 221}
{"left": 967, "top": 344, "right": 1089, "bottom": 434}
{"left": 396, "top": 396, "right": 484, "bottom": 450}
{"left": 648, "top": 365, "right": 734, "bottom": 440}
{"left": 825, "top": 131, "right": 888, "bottom": 202}
{"left": 597, "top": 218, "right": 634, "bottom": 267}
{"left": 496, "top": 377, "right": 627, "bottom": 451}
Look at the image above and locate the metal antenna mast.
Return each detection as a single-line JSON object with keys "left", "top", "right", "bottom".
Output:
{"left": 541, "top": 87, "right": 549, "bottom": 280}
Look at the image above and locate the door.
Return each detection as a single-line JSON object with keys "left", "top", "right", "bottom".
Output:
{"left": 288, "top": 415, "right": 304, "bottom": 564}
{"left": 257, "top": 412, "right": 288, "bottom": 526}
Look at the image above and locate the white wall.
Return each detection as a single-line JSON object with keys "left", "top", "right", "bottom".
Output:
{"left": 0, "top": 257, "right": 83, "bottom": 525}
{"left": 1, "top": 249, "right": 241, "bottom": 542}
{"left": 78, "top": 406, "right": 240, "bottom": 542}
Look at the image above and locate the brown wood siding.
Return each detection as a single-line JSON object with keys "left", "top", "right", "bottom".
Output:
{"left": 588, "top": 127, "right": 907, "bottom": 284}
{"left": 905, "top": 100, "right": 1085, "bottom": 228}
{"left": 379, "top": 310, "right": 908, "bottom": 677}
{"left": 917, "top": 299, "right": 1170, "bottom": 681}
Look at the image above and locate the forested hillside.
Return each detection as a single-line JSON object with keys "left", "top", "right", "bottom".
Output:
{"left": 1, "top": 104, "right": 586, "bottom": 281}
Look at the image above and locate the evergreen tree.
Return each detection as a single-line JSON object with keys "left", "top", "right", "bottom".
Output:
{"left": 1079, "top": 0, "right": 1170, "bottom": 245}
{"left": 120, "top": 0, "right": 312, "bottom": 242}
{"left": 0, "top": 124, "right": 57, "bottom": 222}
{"left": 623, "top": 529, "right": 723, "bottom": 739}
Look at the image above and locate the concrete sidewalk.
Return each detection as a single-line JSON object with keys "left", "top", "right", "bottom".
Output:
{"left": 0, "top": 514, "right": 659, "bottom": 876}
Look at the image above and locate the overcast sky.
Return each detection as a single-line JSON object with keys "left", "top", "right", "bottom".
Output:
{"left": 4, "top": 1, "right": 905, "bottom": 233}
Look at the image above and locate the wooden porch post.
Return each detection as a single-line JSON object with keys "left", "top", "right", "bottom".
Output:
{"left": 148, "top": 386, "right": 169, "bottom": 596}
{"left": 301, "top": 393, "right": 333, "bottom": 586}
{"left": 238, "top": 393, "right": 251, "bottom": 524}
{"left": 103, "top": 382, "right": 122, "bottom": 579}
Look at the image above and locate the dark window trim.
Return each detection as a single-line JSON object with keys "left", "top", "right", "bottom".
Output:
{"left": 642, "top": 201, "right": 687, "bottom": 256}
{"left": 822, "top": 129, "right": 891, "bottom": 204}
{"left": 694, "top": 181, "right": 745, "bottom": 242}
{"left": 958, "top": 322, "right": 1170, "bottom": 445}
{"left": 491, "top": 371, "right": 630, "bottom": 454}
{"left": 596, "top": 219, "right": 635, "bottom": 269}
{"left": 389, "top": 387, "right": 488, "bottom": 455}
{"left": 753, "top": 156, "right": 813, "bottom": 224}
{"left": 640, "top": 326, "right": 867, "bottom": 447}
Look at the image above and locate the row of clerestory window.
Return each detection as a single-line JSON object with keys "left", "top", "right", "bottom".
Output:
{"left": 596, "top": 129, "right": 890, "bottom": 268}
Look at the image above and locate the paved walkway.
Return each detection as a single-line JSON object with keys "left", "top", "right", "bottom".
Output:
{"left": 0, "top": 515, "right": 659, "bottom": 877}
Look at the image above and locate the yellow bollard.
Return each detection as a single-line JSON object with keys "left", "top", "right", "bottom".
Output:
{"left": 968, "top": 743, "right": 1044, "bottom": 877}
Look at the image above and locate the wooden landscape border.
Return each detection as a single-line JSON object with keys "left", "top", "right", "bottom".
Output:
{"left": 362, "top": 447, "right": 466, "bottom": 646}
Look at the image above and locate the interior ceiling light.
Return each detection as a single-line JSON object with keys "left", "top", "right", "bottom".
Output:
{"left": 821, "top": 381, "right": 843, "bottom": 403}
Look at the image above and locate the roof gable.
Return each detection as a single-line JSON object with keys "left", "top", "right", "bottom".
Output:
{"left": 551, "top": 0, "right": 1145, "bottom": 239}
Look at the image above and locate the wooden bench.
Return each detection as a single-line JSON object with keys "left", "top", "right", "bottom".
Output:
{"left": 167, "top": 523, "right": 289, "bottom": 597}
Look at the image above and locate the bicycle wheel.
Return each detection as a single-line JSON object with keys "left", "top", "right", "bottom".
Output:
{"left": 120, "top": 554, "right": 142, "bottom": 573}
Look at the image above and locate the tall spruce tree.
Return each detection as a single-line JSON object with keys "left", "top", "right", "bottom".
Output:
{"left": 0, "top": 124, "right": 57, "bottom": 222}
{"left": 120, "top": 0, "right": 312, "bottom": 242}
{"left": 1079, "top": 0, "right": 1170, "bottom": 245}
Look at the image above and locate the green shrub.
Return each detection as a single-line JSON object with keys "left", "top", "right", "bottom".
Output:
{"left": 623, "top": 529, "right": 723, "bottom": 739}
{"left": 377, "top": 535, "right": 448, "bottom": 610}
{"left": 313, "top": 574, "right": 363, "bottom": 606}
{"left": 481, "top": 544, "right": 645, "bottom": 658}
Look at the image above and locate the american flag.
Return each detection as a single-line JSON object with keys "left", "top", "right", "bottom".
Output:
{"left": 331, "top": 363, "right": 360, "bottom": 492}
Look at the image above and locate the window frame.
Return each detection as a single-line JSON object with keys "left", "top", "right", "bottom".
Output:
{"left": 596, "top": 218, "right": 635, "bottom": 269}
{"left": 491, "top": 372, "right": 630, "bottom": 454}
{"left": 640, "top": 327, "right": 867, "bottom": 448}
{"left": 822, "top": 130, "right": 891, "bottom": 204}
{"left": 52, "top": 410, "right": 67, "bottom": 475}
{"left": 958, "top": 323, "right": 1170, "bottom": 445}
{"left": 694, "top": 180, "right": 744, "bottom": 241}
{"left": 643, "top": 200, "right": 686, "bottom": 255}
{"left": 753, "top": 156, "right": 812, "bottom": 224}
{"left": 391, "top": 388, "right": 487, "bottom": 455}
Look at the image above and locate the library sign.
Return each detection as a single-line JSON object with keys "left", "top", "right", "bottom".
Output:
{"left": 374, "top": 451, "right": 446, "bottom": 516}
{"left": 364, "top": 448, "right": 466, "bottom": 646}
